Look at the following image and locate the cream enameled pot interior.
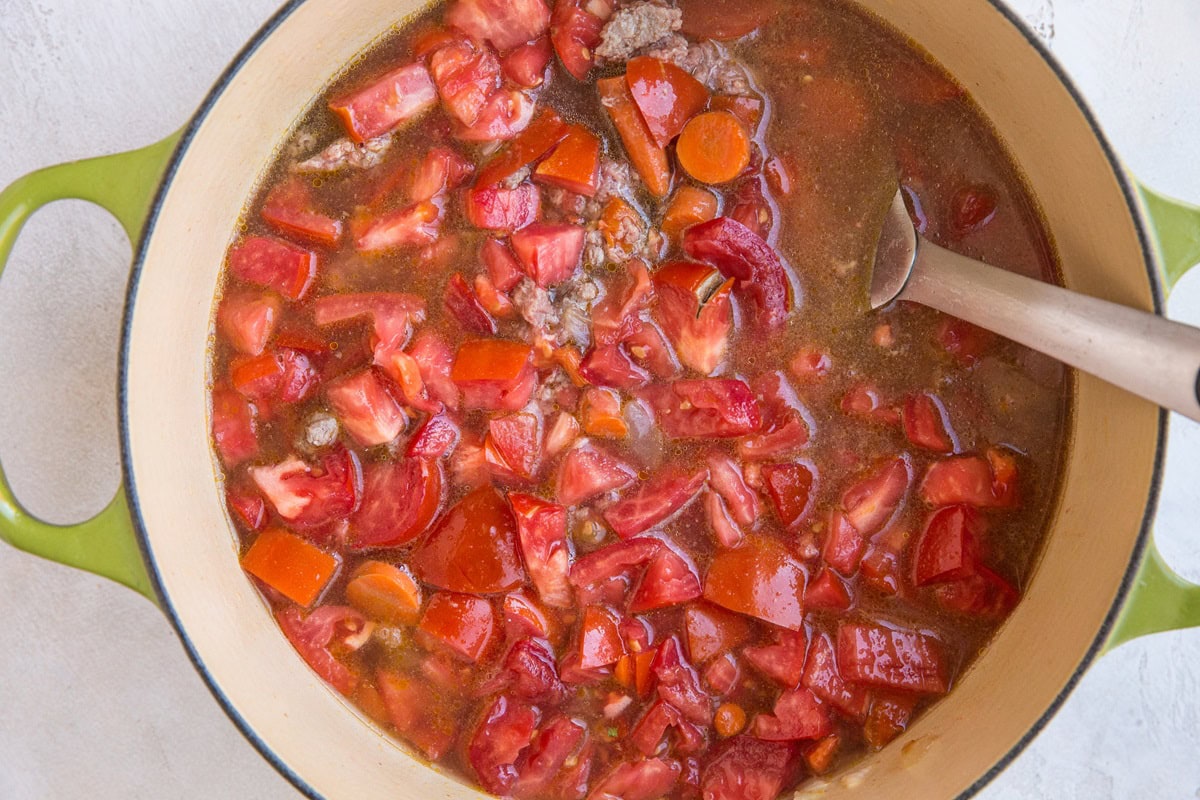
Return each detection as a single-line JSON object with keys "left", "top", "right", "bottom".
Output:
{"left": 123, "top": 0, "right": 1160, "bottom": 797}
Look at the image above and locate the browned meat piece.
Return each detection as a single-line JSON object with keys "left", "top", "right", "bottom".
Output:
{"left": 595, "top": 1, "right": 682, "bottom": 62}
{"left": 294, "top": 135, "right": 392, "bottom": 173}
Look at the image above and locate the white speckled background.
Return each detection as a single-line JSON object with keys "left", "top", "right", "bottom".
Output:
{"left": 0, "top": 1, "right": 1198, "bottom": 797}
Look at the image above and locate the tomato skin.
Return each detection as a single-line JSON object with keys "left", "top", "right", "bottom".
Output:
{"left": 511, "top": 223, "right": 586, "bottom": 288}
{"left": 683, "top": 217, "right": 793, "bottom": 330}
{"left": 466, "top": 183, "right": 542, "bottom": 232}
{"left": 651, "top": 636, "right": 714, "bottom": 725}
{"left": 406, "top": 413, "right": 461, "bottom": 459}
{"left": 700, "top": 736, "right": 800, "bottom": 800}
{"left": 589, "top": 758, "right": 682, "bottom": 800}
{"left": 652, "top": 262, "right": 733, "bottom": 376}
{"left": 411, "top": 486, "right": 525, "bottom": 594}
{"left": 445, "top": 272, "right": 499, "bottom": 335}
{"left": 950, "top": 184, "right": 998, "bottom": 236}
{"left": 511, "top": 716, "right": 591, "bottom": 799}
{"left": 218, "top": 292, "right": 281, "bottom": 356}
{"left": 410, "top": 146, "right": 475, "bottom": 202}
{"left": 801, "top": 632, "right": 871, "bottom": 721}
{"left": 822, "top": 512, "right": 865, "bottom": 577}
{"left": 429, "top": 38, "right": 502, "bottom": 127}
{"left": 417, "top": 591, "right": 497, "bottom": 662}
{"left": 842, "top": 457, "right": 911, "bottom": 537}
{"left": 704, "top": 535, "right": 806, "bottom": 630}
{"left": 550, "top": 0, "right": 613, "bottom": 80}
{"left": 629, "top": 546, "right": 704, "bottom": 613}
{"left": 476, "top": 108, "right": 569, "bottom": 186}
{"left": 468, "top": 694, "right": 541, "bottom": 795}
{"left": 804, "top": 568, "right": 852, "bottom": 610}
{"left": 261, "top": 177, "right": 343, "bottom": 246}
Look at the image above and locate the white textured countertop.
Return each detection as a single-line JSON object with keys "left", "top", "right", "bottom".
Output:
{"left": 1, "top": 1, "right": 1199, "bottom": 798}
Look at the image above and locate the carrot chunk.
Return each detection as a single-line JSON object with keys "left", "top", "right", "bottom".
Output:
{"left": 598, "top": 76, "right": 671, "bottom": 197}
{"left": 677, "top": 111, "right": 752, "bottom": 185}
{"left": 241, "top": 528, "right": 339, "bottom": 608}
{"left": 534, "top": 124, "right": 602, "bottom": 196}
{"left": 345, "top": 561, "right": 423, "bottom": 625}
{"left": 662, "top": 185, "right": 719, "bottom": 241}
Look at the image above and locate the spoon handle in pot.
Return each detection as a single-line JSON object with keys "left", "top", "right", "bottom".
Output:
{"left": 902, "top": 239, "right": 1200, "bottom": 422}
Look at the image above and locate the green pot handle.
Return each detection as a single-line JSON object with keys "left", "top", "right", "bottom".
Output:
{"left": 0, "top": 132, "right": 180, "bottom": 604}
{"left": 1105, "top": 182, "right": 1200, "bottom": 651}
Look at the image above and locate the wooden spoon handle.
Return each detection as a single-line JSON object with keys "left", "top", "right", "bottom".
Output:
{"left": 904, "top": 239, "right": 1200, "bottom": 422}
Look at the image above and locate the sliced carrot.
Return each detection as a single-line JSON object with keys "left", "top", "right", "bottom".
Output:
{"left": 662, "top": 185, "right": 719, "bottom": 241}
{"left": 714, "top": 703, "right": 747, "bottom": 738}
{"left": 534, "top": 124, "right": 602, "bottom": 197}
{"left": 554, "top": 346, "right": 590, "bottom": 388}
{"left": 598, "top": 76, "right": 671, "bottom": 197}
{"left": 580, "top": 387, "right": 629, "bottom": 438}
{"left": 241, "top": 528, "right": 339, "bottom": 608}
{"left": 614, "top": 654, "right": 635, "bottom": 690}
{"left": 475, "top": 108, "right": 570, "bottom": 187}
{"left": 804, "top": 734, "right": 840, "bottom": 774}
{"left": 598, "top": 197, "right": 645, "bottom": 255}
{"left": 677, "top": 111, "right": 751, "bottom": 185}
{"left": 345, "top": 561, "right": 424, "bottom": 625}
{"left": 633, "top": 649, "right": 656, "bottom": 698}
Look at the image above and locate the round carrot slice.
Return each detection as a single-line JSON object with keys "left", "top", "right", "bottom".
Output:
{"left": 676, "top": 111, "right": 752, "bottom": 185}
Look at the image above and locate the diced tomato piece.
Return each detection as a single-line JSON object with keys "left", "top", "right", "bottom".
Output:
{"left": 212, "top": 387, "right": 258, "bottom": 467}
{"left": 409, "top": 331, "right": 461, "bottom": 410}
{"left": 476, "top": 108, "right": 570, "bottom": 186}
{"left": 684, "top": 217, "right": 793, "bottom": 330}
{"left": 863, "top": 692, "right": 918, "bottom": 750}
{"left": 534, "top": 124, "right": 602, "bottom": 196}
{"left": 950, "top": 184, "right": 998, "bottom": 236}
{"left": 789, "top": 347, "right": 832, "bottom": 382}
{"left": 804, "top": 568, "right": 851, "bottom": 610}
{"left": 513, "top": 716, "right": 591, "bottom": 800}
{"left": 411, "top": 146, "right": 475, "bottom": 202}
{"left": 218, "top": 292, "right": 281, "bottom": 356}
{"left": 727, "top": 175, "right": 773, "bottom": 239}
{"left": 679, "top": 0, "right": 779, "bottom": 40}
{"left": 446, "top": 0, "right": 550, "bottom": 51}
{"left": 417, "top": 591, "right": 497, "bottom": 661}
{"left": 555, "top": 441, "right": 636, "bottom": 506}
{"left": 485, "top": 413, "right": 542, "bottom": 483}
{"left": 597, "top": 76, "right": 671, "bottom": 198}
{"left": 761, "top": 461, "right": 815, "bottom": 529}
{"left": 578, "top": 605, "right": 627, "bottom": 669}
{"left": 936, "top": 316, "right": 993, "bottom": 366}
{"left": 743, "top": 628, "right": 806, "bottom": 687}
{"left": 579, "top": 387, "right": 627, "bottom": 438}
{"left": 276, "top": 606, "right": 364, "bottom": 694}
{"left": 411, "top": 486, "right": 524, "bottom": 594}
{"left": 345, "top": 561, "right": 422, "bottom": 624}
{"left": 701, "top": 737, "right": 799, "bottom": 800}
{"left": 466, "top": 183, "right": 542, "bottom": 232}
{"left": 932, "top": 563, "right": 1019, "bottom": 620}
{"left": 685, "top": 605, "right": 751, "bottom": 664}
{"left": 801, "top": 632, "right": 871, "bottom": 721}
{"left": 230, "top": 348, "right": 319, "bottom": 409}
{"left": 503, "top": 591, "right": 551, "bottom": 639}
{"left": 502, "top": 36, "right": 553, "bottom": 87}
{"left": 842, "top": 456, "right": 911, "bottom": 537}
{"left": 550, "top": 0, "right": 612, "bottom": 80}
{"left": 604, "top": 467, "right": 707, "bottom": 538}
{"left": 544, "top": 411, "right": 582, "bottom": 459}
{"left": 229, "top": 236, "right": 317, "bottom": 301}
{"left": 376, "top": 670, "right": 457, "bottom": 759}
{"left": 482, "top": 238, "right": 525, "bottom": 292}
{"left": 495, "top": 638, "right": 565, "bottom": 702}
{"left": 406, "top": 413, "right": 460, "bottom": 459}
{"left": 467, "top": 694, "right": 540, "bottom": 795}
{"left": 626, "top": 56, "right": 711, "bottom": 147}
{"left": 385, "top": 347, "right": 434, "bottom": 412}
{"left": 751, "top": 687, "right": 832, "bottom": 741}
{"left": 912, "top": 505, "right": 982, "bottom": 586}
{"left": 455, "top": 88, "right": 536, "bottom": 142}
{"left": 704, "top": 536, "right": 806, "bottom": 630}
{"left": 591, "top": 260, "right": 652, "bottom": 347}
{"left": 629, "top": 700, "right": 682, "bottom": 757}
{"left": 451, "top": 339, "right": 536, "bottom": 411}
{"left": 326, "top": 368, "right": 407, "bottom": 447}
{"left": 638, "top": 379, "right": 763, "bottom": 439}
{"left": 704, "top": 490, "right": 744, "bottom": 549}
{"left": 822, "top": 511, "right": 865, "bottom": 577}
{"left": 706, "top": 453, "right": 759, "bottom": 527}
{"left": 250, "top": 447, "right": 361, "bottom": 528}
{"left": 589, "top": 758, "right": 681, "bottom": 800}
{"left": 860, "top": 532, "right": 910, "bottom": 598}
{"left": 312, "top": 292, "right": 426, "bottom": 354}
{"left": 261, "top": 176, "right": 343, "bottom": 245}
{"left": 507, "top": 493, "right": 572, "bottom": 608}
{"left": 903, "top": 392, "right": 955, "bottom": 452}
{"left": 474, "top": 273, "right": 515, "bottom": 320}
{"left": 329, "top": 62, "right": 437, "bottom": 143}
{"left": 651, "top": 636, "right": 713, "bottom": 725}
{"left": 630, "top": 546, "right": 703, "bottom": 613}
{"left": 652, "top": 261, "right": 733, "bottom": 376}
{"left": 349, "top": 458, "right": 443, "bottom": 549}
{"left": 841, "top": 382, "right": 901, "bottom": 425}
{"left": 836, "top": 623, "right": 948, "bottom": 694}
{"left": 355, "top": 200, "right": 442, "bottom": 252}
{"left": 429, "top": 38, "right": 501, "bottom": 126}
{"left": 738, "top": 372, "right": 812, "bottom": 460}
{"left": 444, "top": 272, "right": 498, "bottom": 335}
{"left": 569, "top": 537, "right": 661, "bottom": 606}
{"left": 705, "top": 653, "right": 742, "bottom": 697}
{"left": 243, "top": 529, "right": 340, "bottom": 608}
{"left": 920, "top": 454, "right": 1017, "bottom": 508}
{"left": 226, "top": 482, "right": 267, "bottom": 531}
{"left": 511, "top": 223, "right": 585, "bottom": 288}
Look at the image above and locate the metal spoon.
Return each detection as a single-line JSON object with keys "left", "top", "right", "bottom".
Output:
{"left": 870, "top": 189, "right": 1200, "bottom": 422}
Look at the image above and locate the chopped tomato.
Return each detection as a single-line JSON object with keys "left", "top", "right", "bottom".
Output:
{"left": 652, "top": 261, "right": 733, "bottom": 376}
{"left": 836, "top": 623, "right": 948, "bottom": 694}
{"left": 276, "top": 606, "right": 364, "bottom": 694}
{"left": 864, "top": 692, "right": 918, "bottom": 750}
{"left": 231, "top": 348, "right": 319, "bottom": 409}
{"left": 349, "top": 458, "right": 443, "bottom": 549}
{"left": 550, "top": 0, "right": 613, "bottom": 80}
{"left": 218, "top": 291, "right": 281, "bottom": 356}
{"left": 212, "top": 387, "right": 259, "bottom": 467}
{"left": 410, "top": 146, "right": 475, "bottom": 202}
{"left": 454, "top": 88, "right": 536, "bottom": 142}
{"left": 950, "top": 184, "right": 998, "bottom": 236}
{"left": 841, "top": 382, "right": 901, "bottom": 425}
{"left": 592, "top": 259, "right": 653, "bottom": 347}
{"left": 579, "top": 345, "right": 651, "bottom": 390}
{"left": 482, "top": 238, "right": 525, "bottom": 292}
{"left": 544, "top": 411, "right": 582, "bottom": 459}
{"left": 936, "top": 316, "right": 993, "bottom": 366}
{"left": 406, "top": 413, "right": 461, "bottom": 459}
{"left": 685, "top": 605, "right": 751, "bottom": 664}
{"left": 499, "top": 637, "right": 566, "bottom": 702}
{"left": 727, "top": 175, "right": 774, "bottom": 239}
{"left": 226, "top": 482, "right": 267, "bottom": 531}
{"left": 345, "top": 561, "right": 423, "bottom": 624}
{"left": 503, "top": 592, "right": 551, "bottom": 639}
{"left": 822, "top": 511, "right": 865, "bottom": 577}
{"left": 742, "top": 627, "right": 806, "bottom": 688}
{"left": 511, "top": 223, "right": 585, "bottom": 287}
{"left": 534, "top": 124, "right": 601, "bottom": 196}
{"left": 912, "top": 505, "right": 982, "bottom": 586}
{"left": 738, "top": 372, "right": 812, "bottom": 460}
{"left": 446, "top": 0, "right": 551, "bottom": 51}
{"left": 468, "top": 694, "right": 540, "bottom": 795}
{"left": 579, "top": 387, "right": 627, "bottom": 438}
{"left": 509, "top": 493, "right": 572, "bottom": 608}
{"left": 329, "top": 62, "right": 437, "bottom": 143}
{"left": 512, "top": 716, "right": 591, "bottom": 799}
{"left": 502, "top": 37, "right": 553, "bottom": 88}
{"left": 705, "top": 654, "right": 742, "bottom": 697}
{"left": 684, "top": 217, "right": 793, "bottom": 330}
{"left": 409, "top": 331, "right": 461, "bottom": 410}
{"left": 326, "top": 368, "right": 408, "bottom": 447}
{"left": 638, "top": 379, "right": 763, "bottom": 439}
{"left": 920, "top": 453, "right": 1017, "bottom": 508}
{"left": 626, "top": 56, "right": 711, "bottom": 147}
{"left": 250, "top": 447, "right": 362, "bottom": 528}
{"left": 630, "top": 546, "right": 703, "bottom": 613}
{"left": 376, "top": 670, "right": 457, "bottom": 759}
{"left": 706, "top": 452, "right": 759, "bottom": 527}
{"left": 704, "top": 535, "right": 806, "bottom": 630}
{"left": 411, "top": 486, "right": 525, "bottom": 594}
{"left": 589, "top": 758, "right": 681, "bottom": 800}
{"left": 555, "top": 441, "right": 636, "bottom": 506}
{"left": 451, "top": 339, "right": 536, "bottom": 411}
{"left": 652, "top": 636, "right": 713, "bottom": 724}
{"left": 355, "top": 199, "right": 443, "bottom": 252}
{"left": 312, "top": 292, "right": 426, "bottom": 356}
{"left": 598, "top": 76, "right": 671, "bottom": 197}
{"left": 604, "top": 467, "right": 707, "bottom": 539}
{"left": 625, "top": 321, "right": 682, "bottom": 381}
{"left": 761, "top": 461, "right": 816, "bottom": 529}
{"left": 486, "top": 412, "right": 542, "bottom": 482}
{"left": 445, "top": 272, "right": 498, "bottom": 335}
{"left": 229, "top": 236, "right": 317, "bottom": 301}
{"left": 789, "top": 347, "right": 832, "bottom": 382}
{"left": 804, "top": 568, "right": 852, "bottom": 610}
{"left": 466, "top": 183, "right": 542, "bottom": 231}
{"left": 579, "top": 605, "right": 627, "bottom": 669}
{"left": 842, "top": 456, "right": 911, "bottom": 537}
{"left": 476, "top": 108, "right": 569, "bottom": 186}
{"left": 903, "top": 392, "right": 955, "bottom": 452}
{"left": 429, "top": 38, "right": 501, "bottom": 126}
{"left": 569, "top": 537, "right": 661, "bottom": 605}
{"left": 751, "top": 688, "right": 833, "bottom": 741}
{"left": 704, "top": 491, "right": 744, "bottom": 549}
{"left": 630, "top": 700, "right": 684, "bottom": 756}
{"left": 417, "top": 591, "right": 497, "bottom": 661}
{"left": 932, "top": 564, "right": 1019, "bottom": 619}
{"left": 243, "top": 529, "right": 340, "bottom": 608}
{"left": 261, "top": 177, "right": 343, "bottom": 245}
{"left": 701, "top": 737, "right": 799, "bottom": 800}
{"left": 801, "top": 632, "right": 871, "bottom": 721}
